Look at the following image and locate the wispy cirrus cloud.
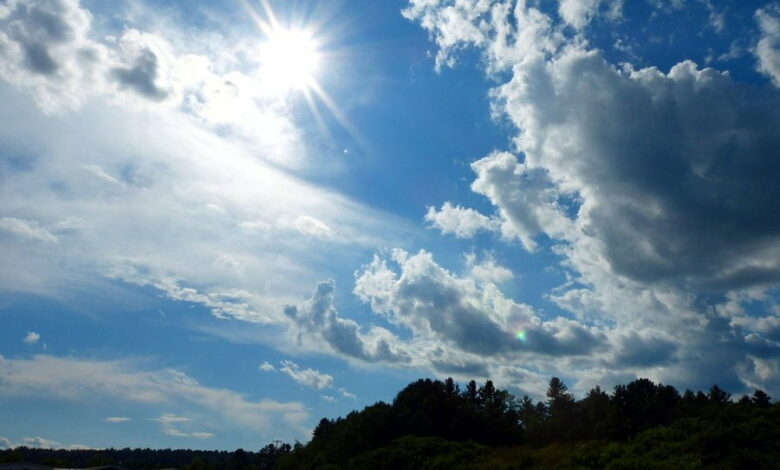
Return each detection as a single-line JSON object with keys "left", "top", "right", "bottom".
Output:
{"left": 0, "top": 354, "right": 309, "bottom": 441}
{"left": 151, "top": 414, "right": 214, "bottom": 439}
{"left": 105, "top": 417, "right": 131, "bottom": 423}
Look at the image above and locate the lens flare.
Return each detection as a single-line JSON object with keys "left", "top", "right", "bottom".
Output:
{"left": 516, "top": 330, "right": 526, "bottom": 341}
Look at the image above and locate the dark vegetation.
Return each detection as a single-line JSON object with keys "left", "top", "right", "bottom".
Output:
{"left": 3, "top": 377, "right": 779, "bottom": 469}
{"left": 0, "top": 445, "right": 292, "bottom": 470}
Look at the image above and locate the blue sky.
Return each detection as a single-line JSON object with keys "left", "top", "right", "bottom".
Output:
{"left": 2, "top": 0, "right": 780, "bottom": 451}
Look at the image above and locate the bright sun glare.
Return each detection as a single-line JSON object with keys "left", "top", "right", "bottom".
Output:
{"left": 260, "top": 27, "right": 321, "bottom": 92}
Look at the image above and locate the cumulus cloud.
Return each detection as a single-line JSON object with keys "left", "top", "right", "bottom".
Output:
{"left": 557, "top": 0, "right": 623, "bottom": 29}
{"left": 111, "top": 31, "right": 170, "bottom": 101}
{"left": 470, "top": 152, "right": 572, "bottom": 251}
{"left": 258, "top": 361, "right": 276, "bottom": 372}
{"left": 0, "top": 0, "right": 416, "bottom": 385}
{"left": 405, "top": 0, "right": 780, "bottom": 394}
{"left": 465, "top": 253, "right": 513, "bottom": 284}
{"left": 284, "top": 280, "right": 410, "bottom": 363}
{"left": 0, "top": 0, "right": 110, "bottom": 112}
{"left": 354, "top": 249, "right": 604, "bottom": 357}
{"left": 279, "top": 360, "right": 333, "bottom": 390}
{"left": 408, "top": 0, "right": 780, "bottom": 292}
{"left": 424, "top": 202, "right": 498, "bottom": 238}
{"left": 402, "top": 0, "right": 492, "bottom": 70}
{"left": 23, "top": 331, "right": 41, "bottom": 344}
{"left": 0, "top": 0, "right": 315, "bottom": 166}
{"left": 610, "top": 332, "right": 678, "bottom": 368}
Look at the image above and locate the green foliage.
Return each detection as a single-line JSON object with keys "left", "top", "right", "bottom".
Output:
{"left": 0, "top": 445, "right": 291, "bottom": 470}
{"left": 348, "top": 436, "right": 484, "bottom": 470}
{"left": 4, "top": 377, "right": 778, "bottom": 470}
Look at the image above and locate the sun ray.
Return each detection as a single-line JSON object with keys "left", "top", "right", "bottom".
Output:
{"left": 239, "top": 0, "right": 369, "bottom": 157}
{"left": 308, "top": 80, "right": 373, "bottom": 156}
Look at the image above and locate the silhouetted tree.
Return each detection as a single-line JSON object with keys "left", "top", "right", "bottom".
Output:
{"left": 580, "top": 385, "right": 611, "bottom": 439}
{"left": 463, "top": 380, "right": 479, "bottom": 406}
{"left": 545, "top": 377, "right": 576, "bottom": 440}
{"left": 752, "top": 389, "right": 772, "bottom": 408}
{"left": 708, "top": 384, "right": 731, "bottom": 405}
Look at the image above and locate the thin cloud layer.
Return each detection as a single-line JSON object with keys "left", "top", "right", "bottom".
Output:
{"left": 0, "top": 0, "right": 412, "bottom": 331}
{"left": 0, "top": 354, "right": 309, "bottom": 441}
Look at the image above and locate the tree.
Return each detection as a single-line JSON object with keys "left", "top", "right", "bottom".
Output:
{"left": 752, "top": 389, "right": 772, "bottom": 408}
{"left": 444, "top": 377, "right": 459, "bottom": 395}
{"left": 708, "top": 385, "right": 731, "bottom": 405}
{"left": 478, "top": 380, "right": 497, "bottom": 407}
{"left": 464, "top": 380, "right": 479, "bottom": 406}
{"left": 545, "top": 377, "right": 576, "bottom": 440}
{"left": 546, "top": 377, "right": 573, "bottom": 405}
{"left": 580, "top": 385, "right": 611, "bottom": 439}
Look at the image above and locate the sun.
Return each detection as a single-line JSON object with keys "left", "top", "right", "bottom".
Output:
{"left": 259, "top": 26, "right": 321, "bottom": 92}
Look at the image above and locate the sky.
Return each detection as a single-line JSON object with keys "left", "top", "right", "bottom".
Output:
{"left": 1, "top": 0, "right": 780, "bottom": 451}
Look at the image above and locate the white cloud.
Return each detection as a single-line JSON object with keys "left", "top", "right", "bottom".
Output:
{"left": 151, "top": 414, "right": 214, "bottom": 439}
{"left": 0, "top": 73, "right": 409, "bottom": 325}
{"left": 424, "top": 202, "right": 497, "bottom": 238}
{"left": 465, "top": 253, "right": 513, "bottom": 284}
{"left": 0, "top": 435, "right": 88, "bottom": 450}
{"left": 470, "top": 152, "right": 573, "bottom": 251}
{"left": 23, "top": 436, "right": 62, "bottom": 449}
{"left": 105, "top": 416, "right": 131, "bottom": 423}
{"left": 756, "top": 3, "right": 780, "bottom": 86}
{"left": 404, "top": 0, "right": 780, "bottom": 394}
{"left": 293, "top": 215, "right": 332, "bottom": 239}
{"left": 0, "top": 0, "right": 419, "bottom": 385}
{"left": 23, "top": 331, "right": 41, "bottom": 344}
{"left": 0, "top": 0, "right": 109, "bottom": 112}
{"left": 402, "top": 0, "right": 492, "bottom": 70}
{"left": 258, "top": 361, "right": 276, "bottom": 372}
{"left": 354, "top": 249, "right": 604, "bottom": 357}
{"left": 0, "top": 436, "right": 13, "bottom": 449}
{"left": 0, "top": 217, "right": 57, "bottom": 244}
{"left": 558, "top": 0, "right": 623, "bottom": 30}
{"left": 337, "top": 387, "right": 357, "bottom": 400}
{"left": 151, "top": 414, "right": 191, "bottom": 424}
{"left": 320, "top": 395, "right": 335, "bottom": 402}
{"left": 279, "top": 360, "right": 333, "bottom": 390}
{"left": 283, "top": 280, "right": 410, "bottom": 363}
{"left": 0, "top": 354, "right": 310, "bottom": 440}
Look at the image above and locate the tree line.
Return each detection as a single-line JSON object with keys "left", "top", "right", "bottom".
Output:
{"left": 275, "top": 377, "right": 778, "bottom": 469}
{"left": 2, "top": 376, "right": 778, "bottom": 469}
{"left": 0, "top": 444, "right": 291, "bottom": 470}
